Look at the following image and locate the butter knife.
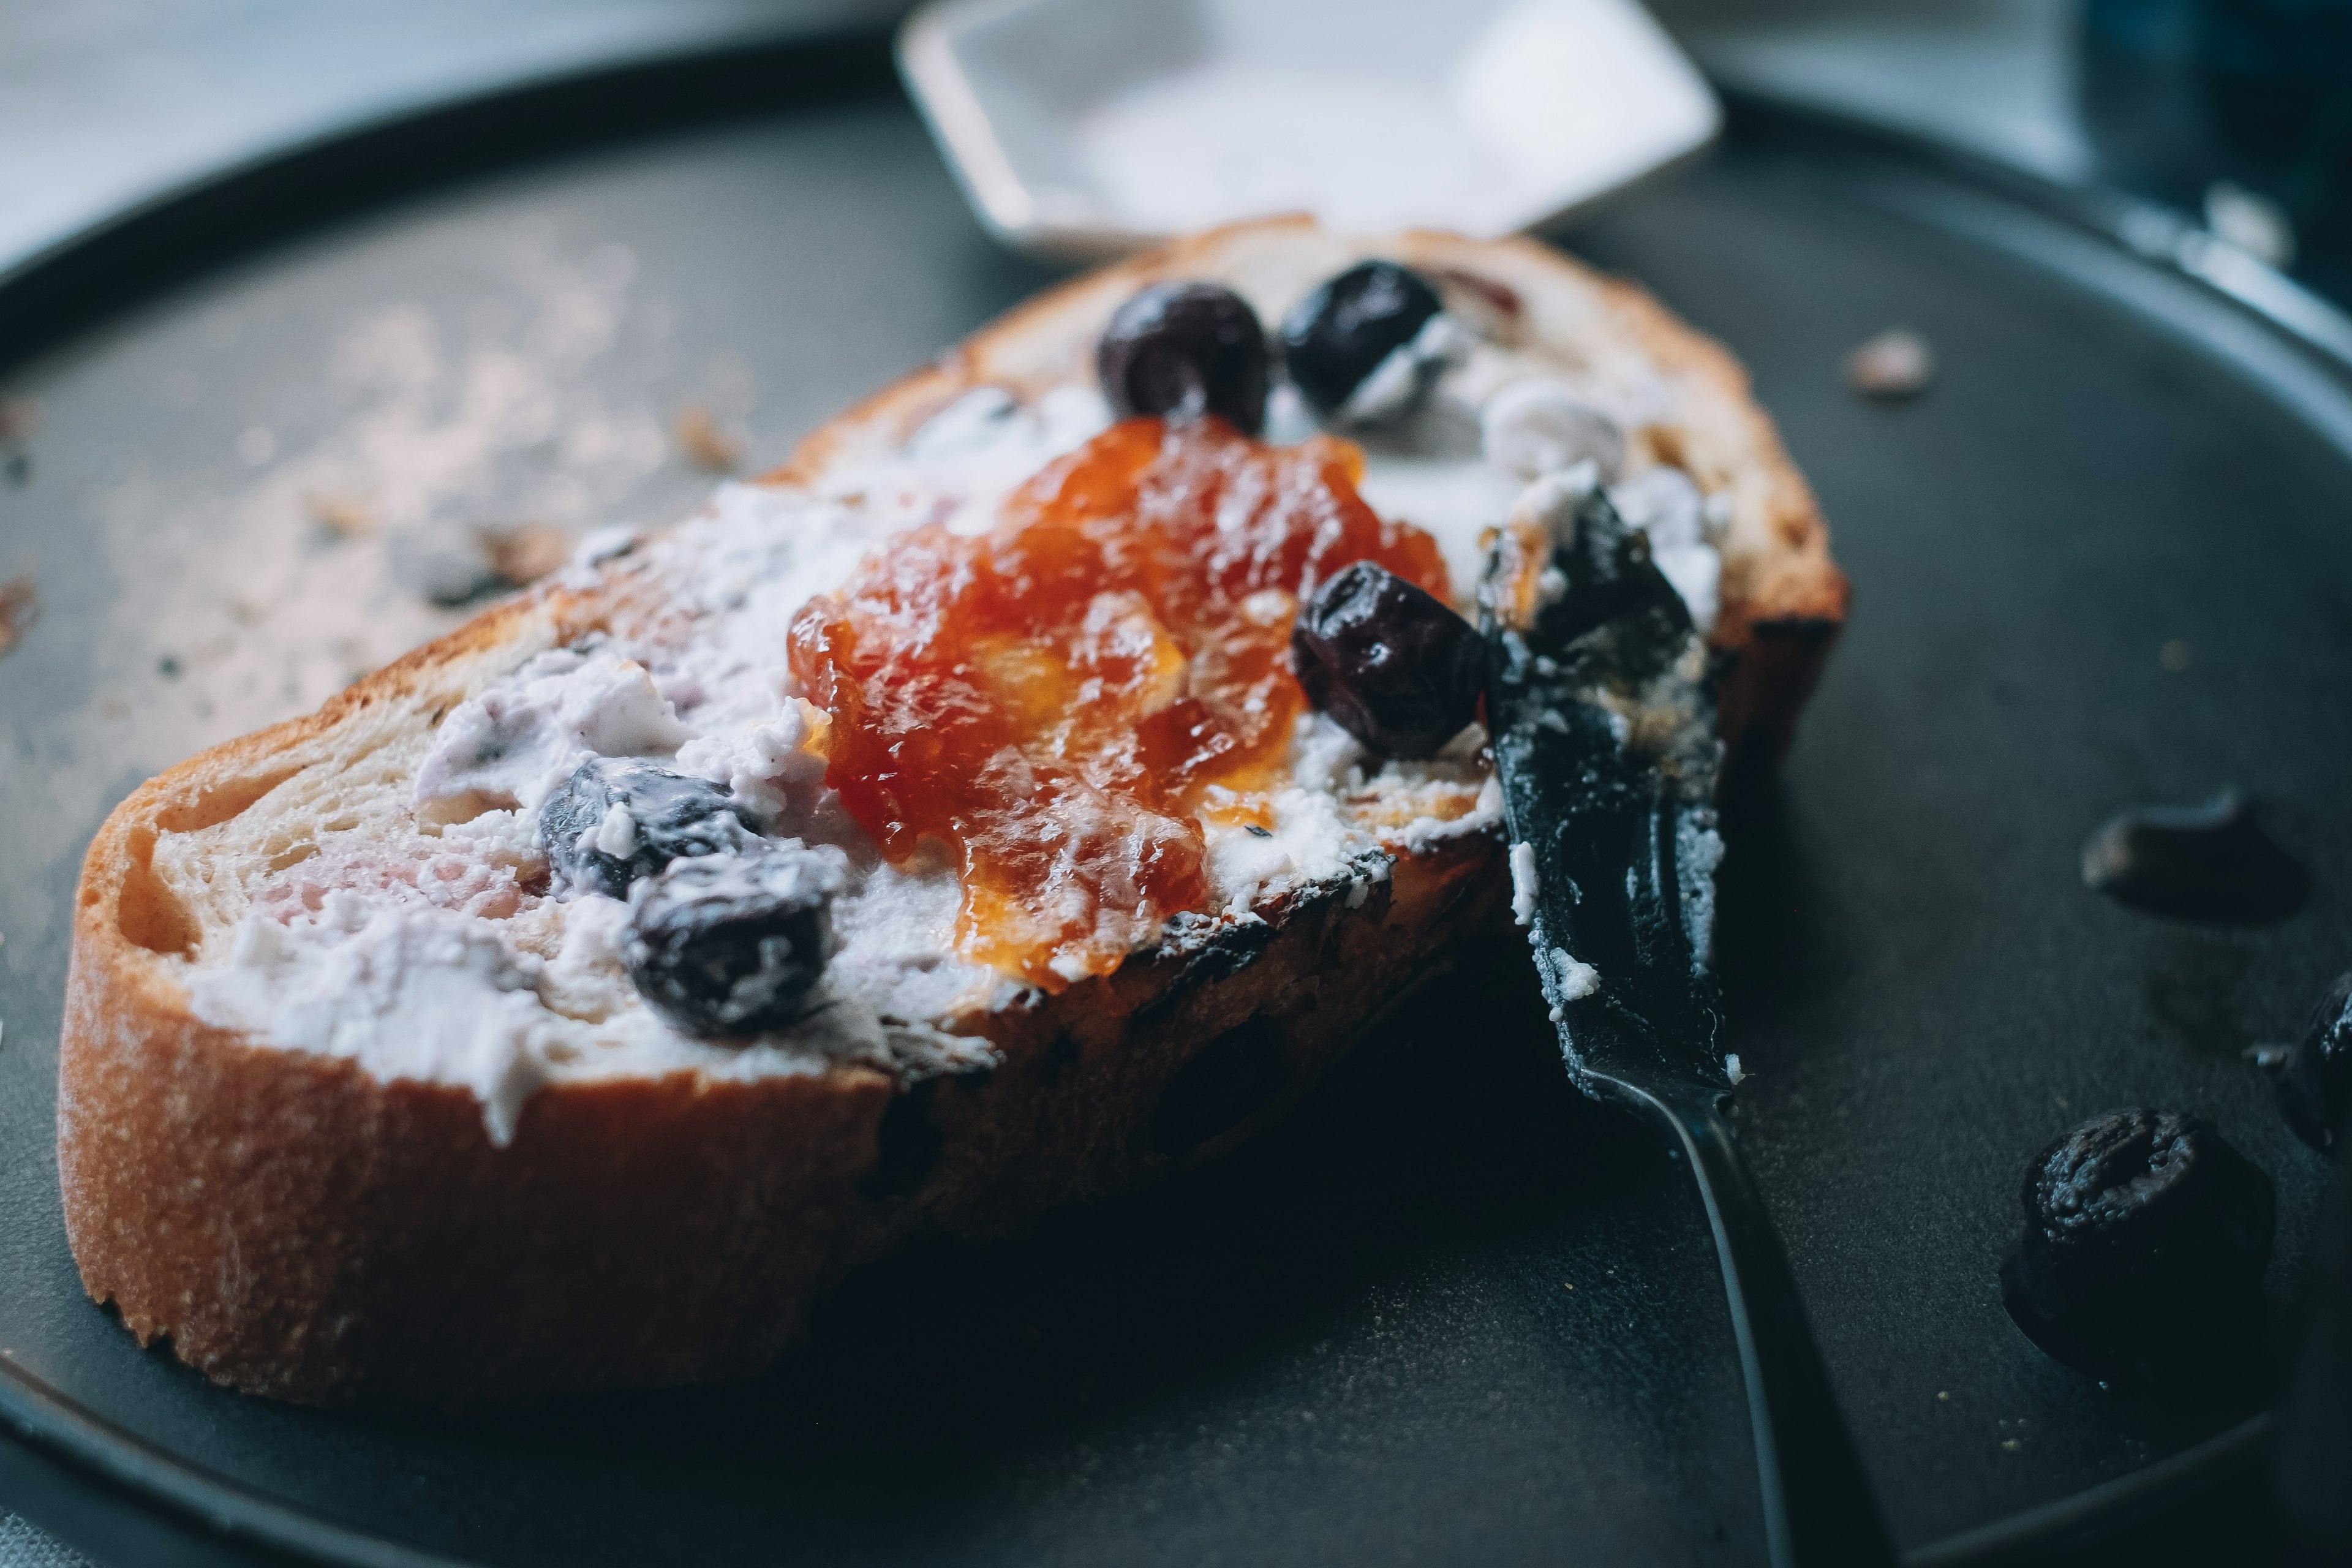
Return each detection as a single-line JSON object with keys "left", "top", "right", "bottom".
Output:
{"left": 1479, "top": 477, "right": 1893, "bottom": 1567}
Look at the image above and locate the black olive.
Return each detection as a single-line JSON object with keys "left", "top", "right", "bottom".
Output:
{"left": 1291, "top": 560, "right": 1480, "bottom": 758}
{"left": 539, "top": 758, "right": 753, "bottom": 900}
{"left": 2000, "top": 1107, "right": 2275, "bottom": 1382}
{"left": 625, "top": 843, "right": 841, "bottom": 1039}
{"left": 2079, "top": 789, "right": 2310, "bottom": 923}
{"left": 2271, "top": 971, "right": 2352, "bottom": 1155}
{"left": 1096, "top": 282, "right": 1268, "bottom": 434}
{"left": 1281, "top": 260, "right": 1446, "bottom": 419}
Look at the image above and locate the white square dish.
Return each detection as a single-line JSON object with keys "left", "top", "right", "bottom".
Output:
{"left": 899, "top": 0, "right": 1721, "bottom": 259}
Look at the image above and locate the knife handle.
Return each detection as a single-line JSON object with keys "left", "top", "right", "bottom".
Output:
{"left": 1627, "top": 1082, "right": 1896, "bottom": 1568}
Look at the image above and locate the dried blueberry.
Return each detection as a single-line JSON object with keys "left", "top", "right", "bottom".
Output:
{"left": 1096, "top": 282, "right": 1268, "bottom": 434}
{"left": 625, "top": 843, "right": 843, "bottom": 1039}
{"left": 2000, "top": 1107, "right": 2275, "bottom": 1382}
{"left": 1281, "top": 261, "right": 1446, "bottom": 420}
{"left": 1291, "top": 560, "right": 1481, "bottom": 758}
{"left": 540, "top": 758, "right": 753, "bottom": 900}
{"left": 2080, "top": 789, "right": 2310, "bottom": 923}
{"left": 2271, "top": 971, "right": 2352, "bottom": 1155}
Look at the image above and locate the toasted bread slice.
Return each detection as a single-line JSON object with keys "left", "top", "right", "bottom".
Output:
{"left": 58, "top": 218, "right": 1845, "bottom": 1407}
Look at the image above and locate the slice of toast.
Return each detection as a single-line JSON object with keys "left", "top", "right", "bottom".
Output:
{"left": 58, "top": 217, "right": 1845, "bottom": 1407}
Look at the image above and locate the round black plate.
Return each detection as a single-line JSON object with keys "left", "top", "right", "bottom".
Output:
{"left": 1, "top": 37, "right": 2346, "bottom": 1568}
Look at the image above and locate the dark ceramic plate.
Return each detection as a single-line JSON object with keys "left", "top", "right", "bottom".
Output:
{"left": 1, "top": 32, "right": 2347, "bottom": 1568}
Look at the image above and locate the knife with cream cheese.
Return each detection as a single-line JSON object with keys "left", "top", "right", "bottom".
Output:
{"left": 1480, "top": 480, "right": 1891, "bottom": 1568}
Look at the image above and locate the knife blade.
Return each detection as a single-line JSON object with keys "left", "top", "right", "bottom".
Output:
{"left": 1482, "top": 474, "right": 1725, "bottom": 1096}
{"left": 1480, "top": 475, "right": 1892, "bottom": 1567}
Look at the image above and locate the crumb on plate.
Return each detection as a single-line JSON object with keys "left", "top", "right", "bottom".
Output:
{"left": 673, "top": 402, "right": 741, "bottom": 473}
{"left": 0, "top": 576, "right": 36, "bottom": 657}
{"left": 309, "top": 493, "right": 375, "bottom": 539}
{"left": 1844, "top": 328, "right": 1933, "bottom": 400}
{"left": 479, "top": 522, "right": 570, "bottom": 587}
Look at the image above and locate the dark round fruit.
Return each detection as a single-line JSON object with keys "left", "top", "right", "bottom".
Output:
{"left": 1096, "top": 282, "right": 1268, "bottom": 434}
{"left": 2000, "top": 1107, "right": 2274, "bottom": 1381}
{"left": 2079, "top": 789, "right": 2310, "bottom": 923}
{"left": 2272, "top": 971, "right": 2352, "bottom": 1155}
{"left": 625, "top": 843, "right": 842, "bottom": 1039}
{"left": 1291, "top": 560, "right": 1480, "bottom": 758}
{"left": 1281, "top": 260, "right": 1445, "bottom": 417}
{"left": 540, "top": 758, "right": 753, "bottom": 900}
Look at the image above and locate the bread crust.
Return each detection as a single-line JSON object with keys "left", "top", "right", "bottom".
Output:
{"left": 58, "top": 219, "right": 1843, "bottom": 1406}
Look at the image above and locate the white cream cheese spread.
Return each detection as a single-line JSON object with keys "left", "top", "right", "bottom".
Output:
{"left": 1509, "top": 840, "right": 1540, "bottom": 927}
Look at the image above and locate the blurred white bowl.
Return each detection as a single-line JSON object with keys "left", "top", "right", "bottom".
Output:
{"left": 899, "top": 0, "right": 1720, "bottom": 260}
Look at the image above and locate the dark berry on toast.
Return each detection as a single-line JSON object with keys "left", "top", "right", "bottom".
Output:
{"left": 1096, "top": 282, "right": 1268, "bottom": 434}
{"left": 2079, "top": 790, "right": 2310, "bottom": 922}
{"left": 2269, "top": 971, "right": 2352, "bottom": 1155}
{"left": 625, "top": 843, "right": 841, "bottom": 1038}
{"left": 1999, "top": 1107, "right": 2274, "bottom": 1383}
{"left": 1291, "top": 559, "right": 1480, "bottom": 758}
{"left": 540, "top": 759, "right": 753, "bottom": 900}
{"left": 1281, "top": 260, "right": 1446, "bottom": 420}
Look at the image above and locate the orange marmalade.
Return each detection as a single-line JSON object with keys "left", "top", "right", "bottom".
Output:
{"left": 786, "top": 415, "right": 1450, "bottom": 990}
